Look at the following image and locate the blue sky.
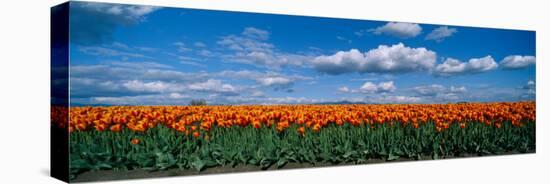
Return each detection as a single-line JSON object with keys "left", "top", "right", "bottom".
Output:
{"left": 68, "top": 2, "right": 536, "bottom": 105}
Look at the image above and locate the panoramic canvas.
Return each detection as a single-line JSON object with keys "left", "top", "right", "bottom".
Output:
{"left": 51, "top": 1, "right": 536, "bottom": 182}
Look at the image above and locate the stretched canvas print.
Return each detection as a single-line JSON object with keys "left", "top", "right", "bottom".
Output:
{"left": 51, "top": 1, "right": 536, "bottom": 182}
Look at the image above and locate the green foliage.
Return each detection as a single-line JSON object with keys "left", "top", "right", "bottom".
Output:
{"left": 189, "top": 99, "right": 207, "bottom": 106}
{"left": 69, "top": 121, "right": 535, "bottom": 180}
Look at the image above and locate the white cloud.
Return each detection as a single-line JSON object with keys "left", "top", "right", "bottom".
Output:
{"left": 75, "top": 94, "right": 191, "bottom": 106}
{"left": 135, "top": 46, "right": 157, "bottom": 52}
{"left": 218, "top": 96, "right": 325, "bottom": 105}
{"left": 71, "top": 2, "right": 160, "bottom": 45}
{"left": 188, "top": 79, "right": 238, "bottom": 95}
{"left": 371, "top": 22, "right": 422, "bottom": 38}
{"left": 80, "top": 3, "right": 159, "bottom": 19}
{"left": 193, "top": 42, "right": 207, "bottom": 48}
{"left": 216, "top": 70, "right": 311, "bottom": 91}
{"left": 500, "top": 55, "right": 536, "bottom": 69}
{"left": 70, "top": 63, "right": 207, "bottom": 82}
{"left": 312, "top": 43, "right": 436, "bottom": 75}
{"left": 217, "top": 27, "right": 312, "bottom": 69}
{"left": 122, "top": 80, "right": 186, "bottom": 93}
{"left": 70, "top": 78, "right": 189, "bottom": 98}
{"left": 178, "top": 56, "right": 206, "bottom": 67}
{"left": 266, "top": 97, "right": 321, "bottom": 104}
{"left": 365, "top": 95, "right": 422, "bottom": 104}
{"left": 338, "top": 86, "right": 351, "bottom": 93}
{"left": 174, "top": 42, "right": 192, "bottom": 52}
{"left": 242, "top": 27, "right": 270, "bottom": 40}
{"left": 70, "top": 61, "right": 214, "bottom": 100}
{"left": 250, "top": 91, "right": 265, "bottom": 97}
{"left": 527, "top": 80, "right": 535, "bottom": 87}
{"left": 169, "top": 92, "right": 189, "bottom": 99}
{"left": 111, "top": 42, "right": 130, "bottom": 50}
{"left": 450, "top": 86, "right": 467, "bottom": 93}
{"left": 312, "top": 49, "right": 364, "bottom": 75}
{"left": 523, "top": 80, "right": 536, "bottom": 96}
{"left": 413, "top": 84, "right": 467, "bottom": 97}
{"left": 425, "top": 26, "right": 457, "bottom": 42}
{"left": 110, "top": 61, "right": 172, "bottom": 69}
{"left": 364, "top": 43, "right": 436, "bottom": 72}
{"left": 359, "top": 82, "right": 378, "bottom": 93}
{"left": 377, "top": 81, "right": 397, "bottom": 92}
{"left": 78, "top": 46, "right": 148, "bottom": 58}
{"left": 257, "top": 77, "right": 292, "bottom": 87}
{"left": 413, "top": 84, "right": 446, "bottom": 96}
{"left": 336, "top": 36, "right": 352, "bottom": 43}
{"left": 359, "top": 81, "right": 396, "bottom": 94}
{"left": 72, "top": 62, "right": 326, "bottom": 105}
{"left": 197, "top": 49, "right": 215, "bottom": 57}
{"left": 434, "top": 56, "right": 498, "bottom": 76}
{"left": 217, "top": 33, "right": 274, "bottom": 53}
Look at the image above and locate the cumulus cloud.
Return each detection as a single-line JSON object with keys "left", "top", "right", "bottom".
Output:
{"left": 339, "top": 81, "right": 396, "bottom": 94}
{"left": 434, "top": 56, "right": 498, "bottom": 76}
{"left": 500, "top": 55, "right": 536, "bottom": 69}
{"left": 70, "top": 2, "right": 160, "bottom": 45}
{"left": 362, "top": 81, "right": 396, "bottom": 93}
{"left": 371, "top": 22, "right": 422, "bottom": 38}
{"left": 312, "top": 43, "right": 436, "bottom": 75}
{"left": 312, "top": 49, "right": 364, "bottom": 75}
{"left": 425, "top": 26, "right": 457, "bottom": 42}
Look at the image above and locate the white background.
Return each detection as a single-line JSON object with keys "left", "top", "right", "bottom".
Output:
{"left": 0, "top": 0, "right": 548, "bottom": 183}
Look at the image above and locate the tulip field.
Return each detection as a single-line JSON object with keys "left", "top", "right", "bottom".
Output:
{"left": 53, "top": 102, "right": 536, "bottom": 180}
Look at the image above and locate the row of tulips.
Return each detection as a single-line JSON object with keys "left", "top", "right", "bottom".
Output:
{"left": 54, "top": 102, "right": 535, "bottom": 137}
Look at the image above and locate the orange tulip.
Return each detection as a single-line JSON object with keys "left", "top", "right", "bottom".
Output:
{"left": 297, "top": 126, "right": 305, "bottom": 135}
{"left": 312, "top": 124, "right": 321, "bottom": 132}
{"left": 110, "top": 124, "right": 122, "bottom": 132}
{"left": 131, "top": 138, "right": 140, "bottom": 145}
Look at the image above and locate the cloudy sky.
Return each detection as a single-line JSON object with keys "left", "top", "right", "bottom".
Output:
{"left": 67, "top": 2, "right": 536, "bottom": 105}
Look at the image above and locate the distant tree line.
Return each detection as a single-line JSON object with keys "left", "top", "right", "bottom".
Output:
{"left": 189, "top": 99, "right": 207, "bottom": 106}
